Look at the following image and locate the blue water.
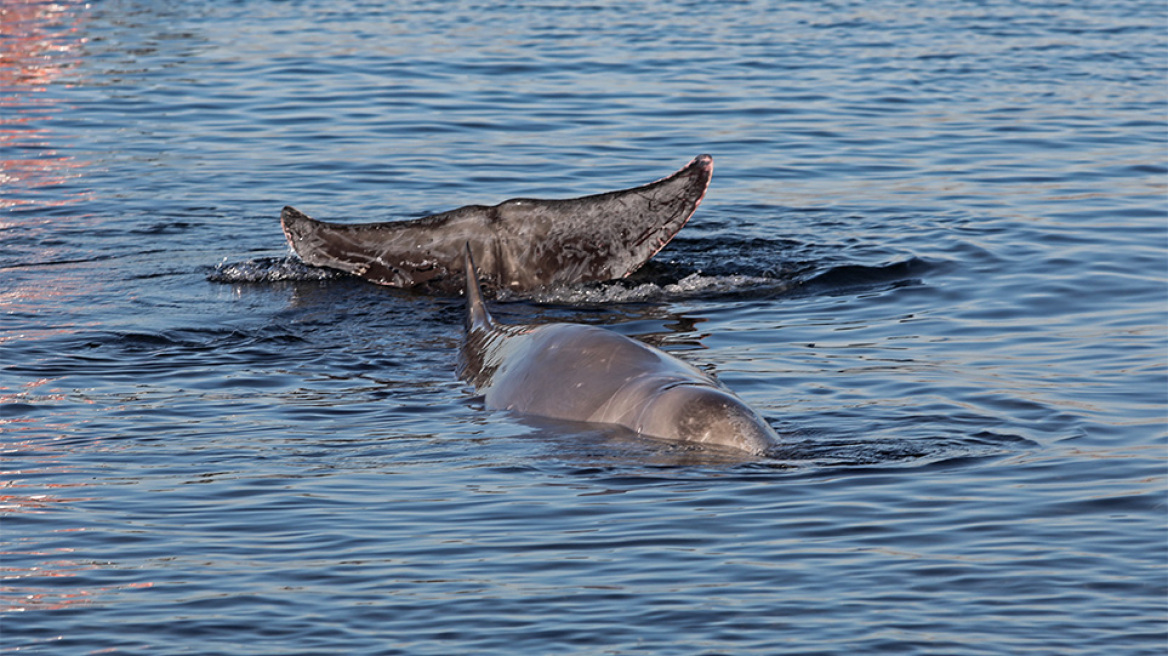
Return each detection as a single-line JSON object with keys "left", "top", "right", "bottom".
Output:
{"left": 3, "top": 0, "right": 1166, "bottom": 653}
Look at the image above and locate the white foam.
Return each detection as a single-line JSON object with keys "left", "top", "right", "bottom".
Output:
{"left": 515, "top": 272, "right": 785, "bottom": 305}
{"left": 208, "top": 257, "right": 345, "bottom": 283}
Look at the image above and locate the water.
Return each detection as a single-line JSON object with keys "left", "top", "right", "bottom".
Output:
{"left": 3, "top": 0, "right": 1166, "bottom": 653}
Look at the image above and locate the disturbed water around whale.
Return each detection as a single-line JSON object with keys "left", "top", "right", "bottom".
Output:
{"left": 4, "top": 1, "right": 1166, "bottom": 654}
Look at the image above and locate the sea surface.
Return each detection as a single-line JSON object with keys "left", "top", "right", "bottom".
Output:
{"left": 3, "top": 1, "right": 1166, "bottom": 654}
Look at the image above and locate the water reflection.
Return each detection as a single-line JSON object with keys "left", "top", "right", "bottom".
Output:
{"left": 0, "top": 0, "right": 89, "bottom": 211}
{"left": 0, "top": 436, "right": 120, "bottom": 613}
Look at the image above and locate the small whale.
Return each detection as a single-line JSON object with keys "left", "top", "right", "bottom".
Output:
{"left": 458, "top": 246, "right": 781, "bottom": 456}
{"left": 281, "top": 155, "right": 713, "bottom": 293}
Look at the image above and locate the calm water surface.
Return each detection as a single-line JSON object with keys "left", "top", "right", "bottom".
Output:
{"left": 3, "top": 1, "right": 1166, "bottom": 654}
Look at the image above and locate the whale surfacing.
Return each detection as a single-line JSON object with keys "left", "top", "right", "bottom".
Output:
{"left": 458, "top": 247, "right": 780, "bottom": 456}
{"left": 282, "top": 155, "right": 714, "bottom": 293}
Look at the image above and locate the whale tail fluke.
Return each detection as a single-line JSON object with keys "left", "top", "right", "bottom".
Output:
{"left": 463, "top": 244, "right": 493, "bottom": 332}
{"left": 278, "top": 156, "right": 713, "bottom": 293}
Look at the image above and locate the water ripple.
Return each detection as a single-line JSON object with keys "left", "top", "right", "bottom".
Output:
{"left": 4, "top": 0, "right": 1165, "bottom": 654}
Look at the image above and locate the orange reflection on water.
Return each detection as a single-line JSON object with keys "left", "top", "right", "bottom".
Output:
{"left": 0, "top": 1, "right": 84, "bottom": 89}
{"left": 0, "top": 130, "right": 88, "bottom": 209}
{"left": 0, "top": 255, "right": 108, "bottom": 346}
{"left": 0, "top": 0, "right": 91, "bottom": 210}
{"left": 0, "top": 476, "right": 95, "bottom": 514}
{"left": 1, "top": 485, "right": 154, "bottom": 613}
{"left": 0, "top": 539, "right": 155, "bottom": 612}
{"left": 0, "top": 420, "right": 151, "bottom": 612}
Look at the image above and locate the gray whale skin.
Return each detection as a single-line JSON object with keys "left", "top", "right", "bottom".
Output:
{"left": 281, "top": 155, "right": 714, "bottom": 293}
{"left": 458, "top": 247, "right": 781, "bottom": 456}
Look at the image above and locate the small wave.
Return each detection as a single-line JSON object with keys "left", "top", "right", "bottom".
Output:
{"left": 765, "top": 429, "right": 1037, "bottom": 470}
{"left": 510, "top": 272, "right": 791, "bottom": 304}
{"left": 796, "top": 257, "right": 936, "bottom": 295}
{"left": 206, "top": 252, "right": 939, "bottom": 304}
{"left": 207, "top": 256, "right": 347, "bottom": 283}
{"left": 512, "top": 256, "right": 935, "bottom": 305}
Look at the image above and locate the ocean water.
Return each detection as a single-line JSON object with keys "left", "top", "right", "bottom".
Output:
{"left": 3, "top": 0, "right": 1166, "bottom": 654}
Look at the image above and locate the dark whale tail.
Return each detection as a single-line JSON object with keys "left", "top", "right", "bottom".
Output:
{"left": 281, "top": 155, "right": 714, "bottom": 294}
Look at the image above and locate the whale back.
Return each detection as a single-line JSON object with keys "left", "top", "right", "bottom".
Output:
{"left": 458, "top": 246, "right": 780, "bottom": 456}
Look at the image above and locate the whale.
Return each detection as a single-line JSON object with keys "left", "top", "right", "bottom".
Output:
{"left": 281, "top": 155, "right": 713, "bottom": 293}
{"left": 458, "top": 246, "right": 781, "bottom": 456}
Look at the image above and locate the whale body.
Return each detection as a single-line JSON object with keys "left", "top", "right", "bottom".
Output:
{"left": 458, "top": 247, "right": 780, "bottom": 456}
{"left": 282, "top": 155, "right": 714, "bottom": 293}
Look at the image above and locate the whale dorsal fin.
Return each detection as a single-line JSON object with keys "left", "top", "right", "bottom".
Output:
{"left": 463, "top": 244, "right": 493, "bottom": 332}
